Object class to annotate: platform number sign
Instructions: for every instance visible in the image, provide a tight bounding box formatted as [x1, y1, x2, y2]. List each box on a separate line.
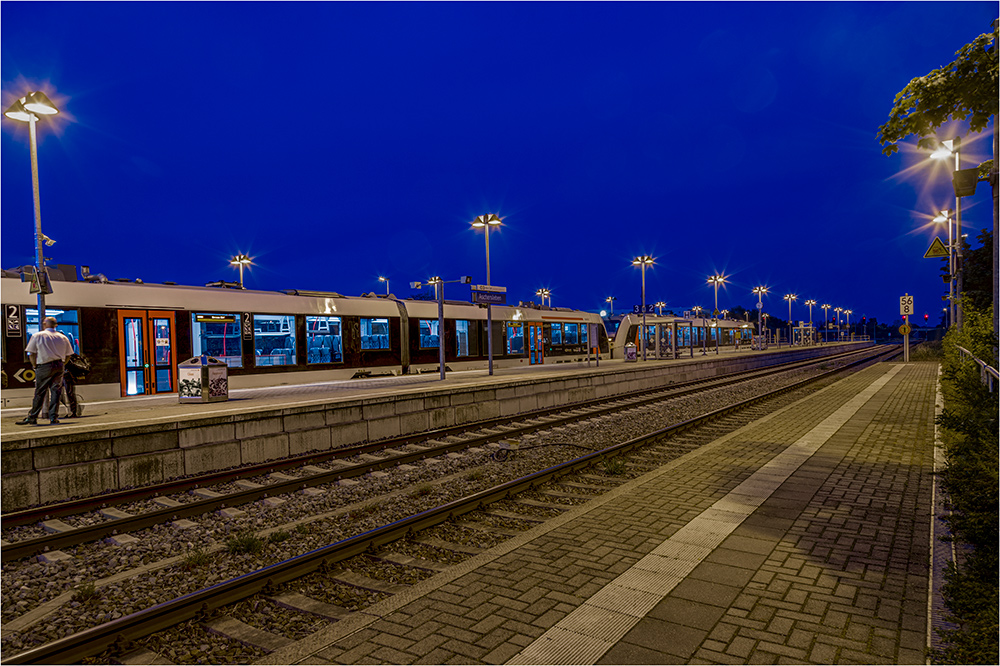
[5, 304, 22, 337]
[242, 312, 254, 340]
[899, 295, 914, 317]
[633, 304, 655, 314]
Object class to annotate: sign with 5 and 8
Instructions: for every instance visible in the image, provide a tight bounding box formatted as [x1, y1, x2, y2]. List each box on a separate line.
[899, 294, 914, 316]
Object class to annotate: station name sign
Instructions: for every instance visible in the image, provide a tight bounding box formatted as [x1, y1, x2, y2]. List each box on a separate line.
[471, 284, 507, 305]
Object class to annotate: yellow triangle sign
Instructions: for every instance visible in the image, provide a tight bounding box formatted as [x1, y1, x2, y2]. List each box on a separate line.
[924, 237, 949, 259]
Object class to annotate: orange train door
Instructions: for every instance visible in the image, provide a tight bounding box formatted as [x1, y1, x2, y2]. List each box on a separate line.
[117, 310, 177, 396]
[527, 322, 544, 365]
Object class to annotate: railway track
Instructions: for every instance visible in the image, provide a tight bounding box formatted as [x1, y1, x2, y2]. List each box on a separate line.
[2, 346, 900, 664]
[2, 346, 882, 560]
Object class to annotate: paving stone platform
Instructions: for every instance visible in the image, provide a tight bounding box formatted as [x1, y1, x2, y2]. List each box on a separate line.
[258, 361, 939, 665]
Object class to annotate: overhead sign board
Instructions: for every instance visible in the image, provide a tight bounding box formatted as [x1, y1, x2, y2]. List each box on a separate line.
[471, 284, 506, 305]
[923, 237, 949, 259]
[470, 284, 506, 293]
[633, 304, 655, 314]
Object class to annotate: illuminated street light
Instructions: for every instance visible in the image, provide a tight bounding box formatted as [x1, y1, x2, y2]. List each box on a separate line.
[707, 274, 726, 354]
[930, 138, 969, 329]
[536, 288, 551, 307]
[606, 296, 616, 315]
[834, 307, 843, 341]
[4, 90, 61, 322]
[752, 286, 768, 349]
[804, 300, 816, 344]
[229, 254, 252, 289]
[378, 275, 390, 295]
[821, 304, 832, 343]
[632, 255, 655, 360]
[844, 310, 853, 340]
[932, 209, 956, 328]
[655, 301, 666, 316]
[472, 213, 502, 375]
[783, 294, 797, 347]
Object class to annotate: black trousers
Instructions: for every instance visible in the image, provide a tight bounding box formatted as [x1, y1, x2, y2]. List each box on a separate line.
[27, 360, 65, 421]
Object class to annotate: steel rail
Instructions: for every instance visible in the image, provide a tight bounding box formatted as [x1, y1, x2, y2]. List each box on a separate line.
[1, 347, 885, 560]
[4, 345, 899, 665]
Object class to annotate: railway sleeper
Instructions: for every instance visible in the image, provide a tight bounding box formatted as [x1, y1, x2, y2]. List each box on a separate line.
[411, 536, 484, 555]
[264, 591, 350, 620]
[371, 551, 453, 573]
[514, 497, 572, 511]
[455, 520, 523, 537]
[328, 569, 410, 595]
[116, 647, 174, 665]
[481, 508, 546, 524]
[203, 615, 292, 652]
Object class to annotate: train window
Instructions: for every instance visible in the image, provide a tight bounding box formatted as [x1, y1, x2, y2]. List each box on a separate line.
[418, 320, 440, 349]
[305, 316, 342, 364]
[361, 318, 390, 350]
[506, 322, 524, 354]
[564, 323, 579, 345]
[550, 323, 562, 345]
[26, 308, 80, 353]
[253, 315, 297, 366]
[456, 320, 470, 356]
[191, 313, 243, 368]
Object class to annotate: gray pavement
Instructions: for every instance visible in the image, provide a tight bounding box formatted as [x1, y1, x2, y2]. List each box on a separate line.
[257, 361, 939, 665]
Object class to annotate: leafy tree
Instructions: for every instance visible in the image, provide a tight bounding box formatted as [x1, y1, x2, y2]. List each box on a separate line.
[877, 21, 998, 333]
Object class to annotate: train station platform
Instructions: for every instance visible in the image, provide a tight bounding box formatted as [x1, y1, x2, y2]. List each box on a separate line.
[257, 361, 940, 665]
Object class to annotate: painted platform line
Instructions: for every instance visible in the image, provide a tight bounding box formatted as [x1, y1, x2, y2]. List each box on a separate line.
[507, 364, 905, 665]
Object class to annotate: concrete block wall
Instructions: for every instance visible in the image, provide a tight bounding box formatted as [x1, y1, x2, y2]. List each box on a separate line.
[0, 343, 870, 510]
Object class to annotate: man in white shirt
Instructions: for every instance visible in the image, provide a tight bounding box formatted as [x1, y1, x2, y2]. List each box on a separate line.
[16, 316, 75, 425]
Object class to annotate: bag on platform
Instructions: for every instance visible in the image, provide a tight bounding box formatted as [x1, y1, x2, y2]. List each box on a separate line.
[66, 353, 91, 377]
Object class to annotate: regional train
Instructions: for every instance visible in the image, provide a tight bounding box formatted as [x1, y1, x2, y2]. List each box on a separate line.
[0, 266, 610, 403]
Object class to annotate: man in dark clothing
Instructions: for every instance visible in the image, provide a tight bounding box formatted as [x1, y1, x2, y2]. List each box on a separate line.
[16, 316, 75, 425]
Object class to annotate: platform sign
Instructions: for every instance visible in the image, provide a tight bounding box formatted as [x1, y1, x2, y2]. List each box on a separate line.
[923, 237, 949, 259]
[242, 312, 254, 340]
[471, 284, 506, 305]
[5, 304, 22, 337]
[900, 294, 914, 316]
[633, 304, 654, 314]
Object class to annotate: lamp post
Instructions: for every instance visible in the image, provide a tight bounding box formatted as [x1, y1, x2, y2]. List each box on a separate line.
[834, 307, 843, 341]
[752, 286, 768, 349]
[844, 310, 853, 340]
[229, 254, 252, 288]
[655, 301, 666, 316]
[378, 276, 390, 295]
[693, 306, 706, 355]
[932, 209, 955, 328]
[707, 274, 725, 354]
[411, 275, 472, 381]
[783, 294, 797, 347]
[821, 304, 831, 343]
[535, 288, 551, 307]
[632, 255, 654, 360]
[606, 296, 616, 315]
[4, 91, 61, 323]
[762, 313, 769, 344]
[804, 300, 816, 345]
[931, 138, 964, 328]
[472, 213, 502, 375]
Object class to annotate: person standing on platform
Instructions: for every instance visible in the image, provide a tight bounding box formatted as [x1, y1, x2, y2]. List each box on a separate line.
[16, 316, 75, 425]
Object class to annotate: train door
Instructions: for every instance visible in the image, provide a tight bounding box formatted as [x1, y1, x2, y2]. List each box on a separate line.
[117, 310, 177, 396]
[528, 322, 544, 365]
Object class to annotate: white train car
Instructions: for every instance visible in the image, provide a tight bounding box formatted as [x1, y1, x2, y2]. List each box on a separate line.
[1, 270, 609, 403]
[610, 312, 753, 359]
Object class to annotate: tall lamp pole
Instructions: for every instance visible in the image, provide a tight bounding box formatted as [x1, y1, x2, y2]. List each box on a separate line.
[606, 296, 616, 315]
[4, 91, 61, 323]
[752, 286, 768, 349]
[707, 274, 725, 354]
[821, 304, 831, 343]
[378, 276, 390, 295]
[804, 300, 816, 344]
[230, 254, 252, 288]
[783, 294, 797, 346]
[931, 138, 964, 328]
[932, 209, 955, 328]
[834, 307, 843, 341]
[632, 255, 654, 360]
[535, 288, 551, 307]
[844, 310, 853, 341]
[472, 214, 502, 375]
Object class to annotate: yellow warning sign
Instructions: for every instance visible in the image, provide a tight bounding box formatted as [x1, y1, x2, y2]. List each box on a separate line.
[899, 324, 911, 335]
[924, 237, 949, 259]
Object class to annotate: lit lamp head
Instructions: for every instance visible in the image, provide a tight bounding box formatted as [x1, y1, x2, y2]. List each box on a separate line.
[230, 253, 252, 267]
[932, 210, 952, 223]
[632, 255, 655, 267]
[4, 91, 59, 122]
[471, 213, 502, 228]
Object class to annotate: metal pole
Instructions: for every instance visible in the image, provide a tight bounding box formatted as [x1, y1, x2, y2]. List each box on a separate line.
[947, 213, 955, 328]
[438, 281, 445, 381]
[29, 114, 46, 323]
[788, 299, 792, 347]
[385, 279, 389, 296]
[714, 284, 719, 354]
[954, 138, 963, 329]
[485, 228, 493, 376]
[641, 264, 646, 361]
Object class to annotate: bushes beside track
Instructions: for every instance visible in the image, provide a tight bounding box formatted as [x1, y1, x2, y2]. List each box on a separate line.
[931, 305, 998, 665]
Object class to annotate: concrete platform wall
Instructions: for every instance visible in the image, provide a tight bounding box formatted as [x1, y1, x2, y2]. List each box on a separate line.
[1, 343, 871, 510]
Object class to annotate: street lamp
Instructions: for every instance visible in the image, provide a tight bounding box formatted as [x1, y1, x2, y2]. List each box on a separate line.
[783, 294, 797, 347]
[932, 209, 955, 328]
[655, 301, 666, 316]
[471, 213, 502, 375]
[821, 304, 831, 343]
[411, 275, 472, 380]
[536, 288, 551, 307]
[834, 307, 843, 341]
[229, 254, 252, 288]
[632, 255, 655, 360]
[752, 286, 768, 349]
[930, 138, 966, 329]
[378, 276, 390, 295]
[606, 296, 616, 315]
[844, 310, 853, 340]
[4, 90, 61, 322]
[804, 300, 816, 344]
[707, 274, 726, 354]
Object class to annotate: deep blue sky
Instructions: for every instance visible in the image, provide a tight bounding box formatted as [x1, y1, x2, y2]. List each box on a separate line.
[2, 1, 995, 326]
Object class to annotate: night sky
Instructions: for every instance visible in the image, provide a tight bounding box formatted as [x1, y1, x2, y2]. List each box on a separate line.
[2, 1, 995, 327]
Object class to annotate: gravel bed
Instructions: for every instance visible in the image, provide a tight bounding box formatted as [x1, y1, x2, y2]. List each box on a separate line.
[343, 555, 434, 586]
[292, 574, 390, 610]
[226, 597, 329, 640]
[381, 536, 472, 565]
[84, 617, 269, 665]
[0, 358, 869, 661]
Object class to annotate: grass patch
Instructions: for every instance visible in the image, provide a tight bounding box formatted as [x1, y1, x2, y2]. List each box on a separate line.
[182, 548, 212, 569]
[466, 469, 485, 481]
[227, 530, 265, 555]
[601, 457, 626, 476]
[72, 581, 100, 603]
[268, 530, 292, 544]
[412, 484, 435, 497]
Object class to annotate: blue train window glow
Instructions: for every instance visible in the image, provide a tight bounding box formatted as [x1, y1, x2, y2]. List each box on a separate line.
[306, 316, 342, 364]
[456, 320, 470, 357]
[254, 314, 297, 366]
[26, 308, 80, 353]
[191, 312, 243, 367]
[418, 320, 440, 349]
[361, 318, 390, 350]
